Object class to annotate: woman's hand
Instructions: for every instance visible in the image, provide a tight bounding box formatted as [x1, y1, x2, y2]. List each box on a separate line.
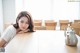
[18, 29, 29, 34]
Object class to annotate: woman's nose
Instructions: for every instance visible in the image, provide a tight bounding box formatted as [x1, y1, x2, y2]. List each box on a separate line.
[22, 23, 26, 27]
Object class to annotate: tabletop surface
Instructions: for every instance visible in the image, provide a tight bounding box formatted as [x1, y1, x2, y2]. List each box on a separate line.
[5, 30, 80, 53]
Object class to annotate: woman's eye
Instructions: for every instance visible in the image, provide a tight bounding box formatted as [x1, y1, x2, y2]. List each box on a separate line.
[21, 21, 24, 23]
[26, 22, 29, 24]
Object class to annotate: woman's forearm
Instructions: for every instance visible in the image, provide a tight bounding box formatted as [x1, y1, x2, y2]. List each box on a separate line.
[0, 38, 6, 47]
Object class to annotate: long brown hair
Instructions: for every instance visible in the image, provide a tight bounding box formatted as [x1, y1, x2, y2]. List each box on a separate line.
[13, 11, 34, 32]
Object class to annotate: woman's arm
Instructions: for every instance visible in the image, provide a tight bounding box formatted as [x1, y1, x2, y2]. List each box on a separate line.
[0, 25, 16, 47]
[18, 29, 30, 34]
[0, 38, 6, 47]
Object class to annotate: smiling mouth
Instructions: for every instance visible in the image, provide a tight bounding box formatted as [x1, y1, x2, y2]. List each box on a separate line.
[22, 27, 26, 29]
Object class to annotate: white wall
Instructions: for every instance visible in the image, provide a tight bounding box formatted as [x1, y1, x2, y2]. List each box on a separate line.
[79, 3, 80, 19]
[0, 0, 4, 35]
[2, 0, 80, 28]
[52, 0, 79, 22]
[23, 0, 52, 20]
[23, 0, 79, 21]
[2, 0, 16, 24]
[15, 0, 24, 17]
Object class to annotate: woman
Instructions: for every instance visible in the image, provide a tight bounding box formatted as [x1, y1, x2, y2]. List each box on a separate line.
[0, 11, 34, 47]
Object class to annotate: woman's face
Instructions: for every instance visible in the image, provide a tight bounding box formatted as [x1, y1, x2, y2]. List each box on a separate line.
[18, 16, 29, 31]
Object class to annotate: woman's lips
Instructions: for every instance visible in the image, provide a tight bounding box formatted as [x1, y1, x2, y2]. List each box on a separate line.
[22, 27, 26, 29]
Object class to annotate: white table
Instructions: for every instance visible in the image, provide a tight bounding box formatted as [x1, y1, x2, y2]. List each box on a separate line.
[5, 30, 80, 53]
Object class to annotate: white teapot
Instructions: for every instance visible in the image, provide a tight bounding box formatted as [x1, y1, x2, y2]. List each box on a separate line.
[65, 24, 78, 46]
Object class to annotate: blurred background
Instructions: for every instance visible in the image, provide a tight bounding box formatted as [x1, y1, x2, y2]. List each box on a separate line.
[0, 0, 80, 35]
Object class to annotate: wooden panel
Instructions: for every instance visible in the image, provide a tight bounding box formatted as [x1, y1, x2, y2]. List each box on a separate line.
[60, 25, 68, 30]
[74, 20, 80, 23]
[45, 22, 57, 26]
[45, 20, 56, 26]
[33, 20, 42, 26]
[59, 20, 69, 23]
[71, 23, 80, 36]
[59, 20, 69, 30]
[45, 20, 54, 23]
[34, 26, 46, 30]
[45, 26, 56, 30]
[45, 20, 57, 30]
[71, 23, 80, 28]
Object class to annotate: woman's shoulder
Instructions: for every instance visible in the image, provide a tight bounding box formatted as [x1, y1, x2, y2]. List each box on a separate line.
[1, 25, 16, 43]
[5, 25, 16, 32]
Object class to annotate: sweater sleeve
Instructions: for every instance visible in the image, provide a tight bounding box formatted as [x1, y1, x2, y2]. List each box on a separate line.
[1, 25, 16, 43]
